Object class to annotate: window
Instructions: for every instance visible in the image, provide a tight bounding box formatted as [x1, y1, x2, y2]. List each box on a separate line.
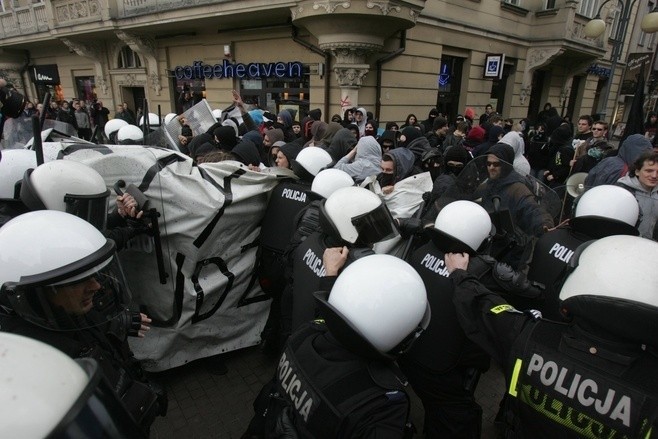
[503, 0, 521, 5]
[118, 46, 142, 69]
[545, 0, 556, 8]
[578, 0, 600, 18]
[608, 3, 623, 40]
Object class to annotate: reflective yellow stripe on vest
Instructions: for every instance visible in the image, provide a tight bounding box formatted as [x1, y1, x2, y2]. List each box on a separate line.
[508, 358, 523, 397]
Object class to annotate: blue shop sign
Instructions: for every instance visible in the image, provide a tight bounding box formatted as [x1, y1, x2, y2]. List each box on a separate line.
[174, 60, 303, 80]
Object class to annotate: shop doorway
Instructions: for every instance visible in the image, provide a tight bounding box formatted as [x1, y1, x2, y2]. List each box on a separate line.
[121, 87, 145, 119]
[527, 70, 547, 123]
[436, 55, 464, 122]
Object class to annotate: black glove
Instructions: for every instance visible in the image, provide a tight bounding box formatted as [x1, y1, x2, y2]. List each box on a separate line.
[397, 217, 428, 238]
[126, 216, 153, 236]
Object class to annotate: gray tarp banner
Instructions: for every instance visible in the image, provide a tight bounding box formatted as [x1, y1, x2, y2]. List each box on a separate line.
[58, 143, 288, 371]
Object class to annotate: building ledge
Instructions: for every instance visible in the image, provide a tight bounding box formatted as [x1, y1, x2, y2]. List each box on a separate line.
[536, 8, 559, 18]
[500, 2, 528, 17]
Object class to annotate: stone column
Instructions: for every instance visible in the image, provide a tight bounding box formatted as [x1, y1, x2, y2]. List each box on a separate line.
[292, 0, 425, 109]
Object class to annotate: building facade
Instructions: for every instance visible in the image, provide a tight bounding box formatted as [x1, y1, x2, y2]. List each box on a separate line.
[0, 0, 652, 126]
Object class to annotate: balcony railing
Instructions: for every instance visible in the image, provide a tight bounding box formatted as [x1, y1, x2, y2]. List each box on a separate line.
[0, 4, 48, 38]
[117, 0, 230, 18]
[52, 0, 103, 26]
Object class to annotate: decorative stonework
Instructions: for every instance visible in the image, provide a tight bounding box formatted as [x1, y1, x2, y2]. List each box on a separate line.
[291, 6, 304, 20]
[521, 47, 564, 101]
[54, 0, 101, 25]
[409, 8, 419, 23]
[334, 65, 369, 87]
[149, 73, 162, 95]
[95, 76, 108, 95]
[312, 0, 351, 13]
[61, 38, 109, 96]
[115, 31, 161, 95]
[366, 1, 401, 15]
[326, 45, 380, 63]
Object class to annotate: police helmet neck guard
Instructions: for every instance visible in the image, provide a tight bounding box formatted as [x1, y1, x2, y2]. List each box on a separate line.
[559, 238, 658, 348]
[314, 291, 428, 361]
[569, 216, 639, 239]
[290, 159, 315, 183]
[426, 226, 493, 256]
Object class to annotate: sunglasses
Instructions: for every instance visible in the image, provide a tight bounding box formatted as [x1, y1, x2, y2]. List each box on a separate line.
[592, 128, 605, 131]
[486, 161, 502, 168]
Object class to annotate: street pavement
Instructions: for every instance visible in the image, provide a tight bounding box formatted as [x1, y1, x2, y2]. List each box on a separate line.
[150, 344, 506, 438]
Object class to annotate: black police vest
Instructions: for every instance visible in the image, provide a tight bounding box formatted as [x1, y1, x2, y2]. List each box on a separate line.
[291, 232, 328, 332]
[526, 227, 589, 320]
[405, 241, 482, 373]
[503, 320, 658, 438]
[276, 322, 408, 439]
[260, 180, 312, 254]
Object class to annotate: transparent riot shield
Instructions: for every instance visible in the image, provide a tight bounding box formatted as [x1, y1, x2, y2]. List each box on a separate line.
[434, 155, 560, 266]
[158, 99, 216, 151]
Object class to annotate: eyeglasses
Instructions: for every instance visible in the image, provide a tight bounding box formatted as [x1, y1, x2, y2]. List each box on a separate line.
[486, 161, 501, 168]
[592, 128, 605, 131]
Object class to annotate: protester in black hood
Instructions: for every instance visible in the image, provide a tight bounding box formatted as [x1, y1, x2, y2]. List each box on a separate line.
[401, 126, 431, 168]
[473, 125, 504, 157]
[275, 142, 304, 170]
[378, 130, 398, 154]
[326, 128, 358, 162]
[231, 139, 262, 167]
[543, 123, 574, 188]
[421, 108, 439, 134]
[308, 108, 322, 121]
[346, 123, 360, 140]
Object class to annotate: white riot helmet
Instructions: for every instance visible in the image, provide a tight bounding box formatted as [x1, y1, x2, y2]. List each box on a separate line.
[0, 333, 142, 437]
[163, 112, 177, 125]
[320, 186, 398, 245]
[104, 118, 128, 140]
[314, 254, 430, 359]
[139, 112, 161, 128]
[0, 211, 131, 331]
[116, 125, 144, 144]
[212, 109, 222, 121]
[559, 236, 658, 346]
[430, 200, 493, 255]
[0, 149, 36, 199]
[20, 160, 110, 230]
[571, 185, 639, 238]
[291, 146, 333, 180]
[311, 168, 354, 199]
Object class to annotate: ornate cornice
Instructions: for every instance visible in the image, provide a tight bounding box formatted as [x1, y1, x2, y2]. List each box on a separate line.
[334, 65, 369, 87]
[312, 0, 351, 13]
[366, 1, 401, 15]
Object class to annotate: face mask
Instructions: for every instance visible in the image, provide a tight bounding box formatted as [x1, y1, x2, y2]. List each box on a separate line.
[429, 167, 441, 181]
[446, 163, 465, 176]
[365, 128, 375, 137]
[378, 172, 396, 187]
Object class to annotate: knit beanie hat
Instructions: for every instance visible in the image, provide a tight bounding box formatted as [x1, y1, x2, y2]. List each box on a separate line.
[487, 142, 515, 164]
[280, 142, 303, 162]
[444, 145, 471, 165]
[464, 107, 476, 121]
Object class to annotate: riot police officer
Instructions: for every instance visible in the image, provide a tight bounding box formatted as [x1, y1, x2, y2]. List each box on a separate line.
[446, 235, 658, 437]
[19, 159, 151, 250]
[257, 146, 333, 353]
[0, 332, 146, 438]
[0, 148, 35, 227]
[244, 254, 430, 438]
[526, 185, 639, 319]
[402, 200, 539, 438]
[0, 211, 166, 434]
[286, 186, 399, 340]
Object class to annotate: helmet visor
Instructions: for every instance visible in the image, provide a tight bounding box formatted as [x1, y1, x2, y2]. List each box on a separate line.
[64, 190, 110, 231]
[48, 358, 144, 438]
[3, 244, 132, 331]
[351, 203, 399, 245]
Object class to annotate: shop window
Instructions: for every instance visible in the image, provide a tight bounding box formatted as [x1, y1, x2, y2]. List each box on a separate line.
[75, 76, 96, 103]
[239, 65, 311, 119]
[118, 46, 142, 69]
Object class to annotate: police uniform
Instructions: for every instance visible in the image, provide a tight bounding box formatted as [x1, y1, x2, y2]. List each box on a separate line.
[281, 231, 374, 343]
[526, 227, 590, 320]
[0, 308, 166, 431]
[251, 321, 411, 439]
[450, 269, 658, 438]
[258, 179, 313, 351]
[400, 240, 490, 437]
